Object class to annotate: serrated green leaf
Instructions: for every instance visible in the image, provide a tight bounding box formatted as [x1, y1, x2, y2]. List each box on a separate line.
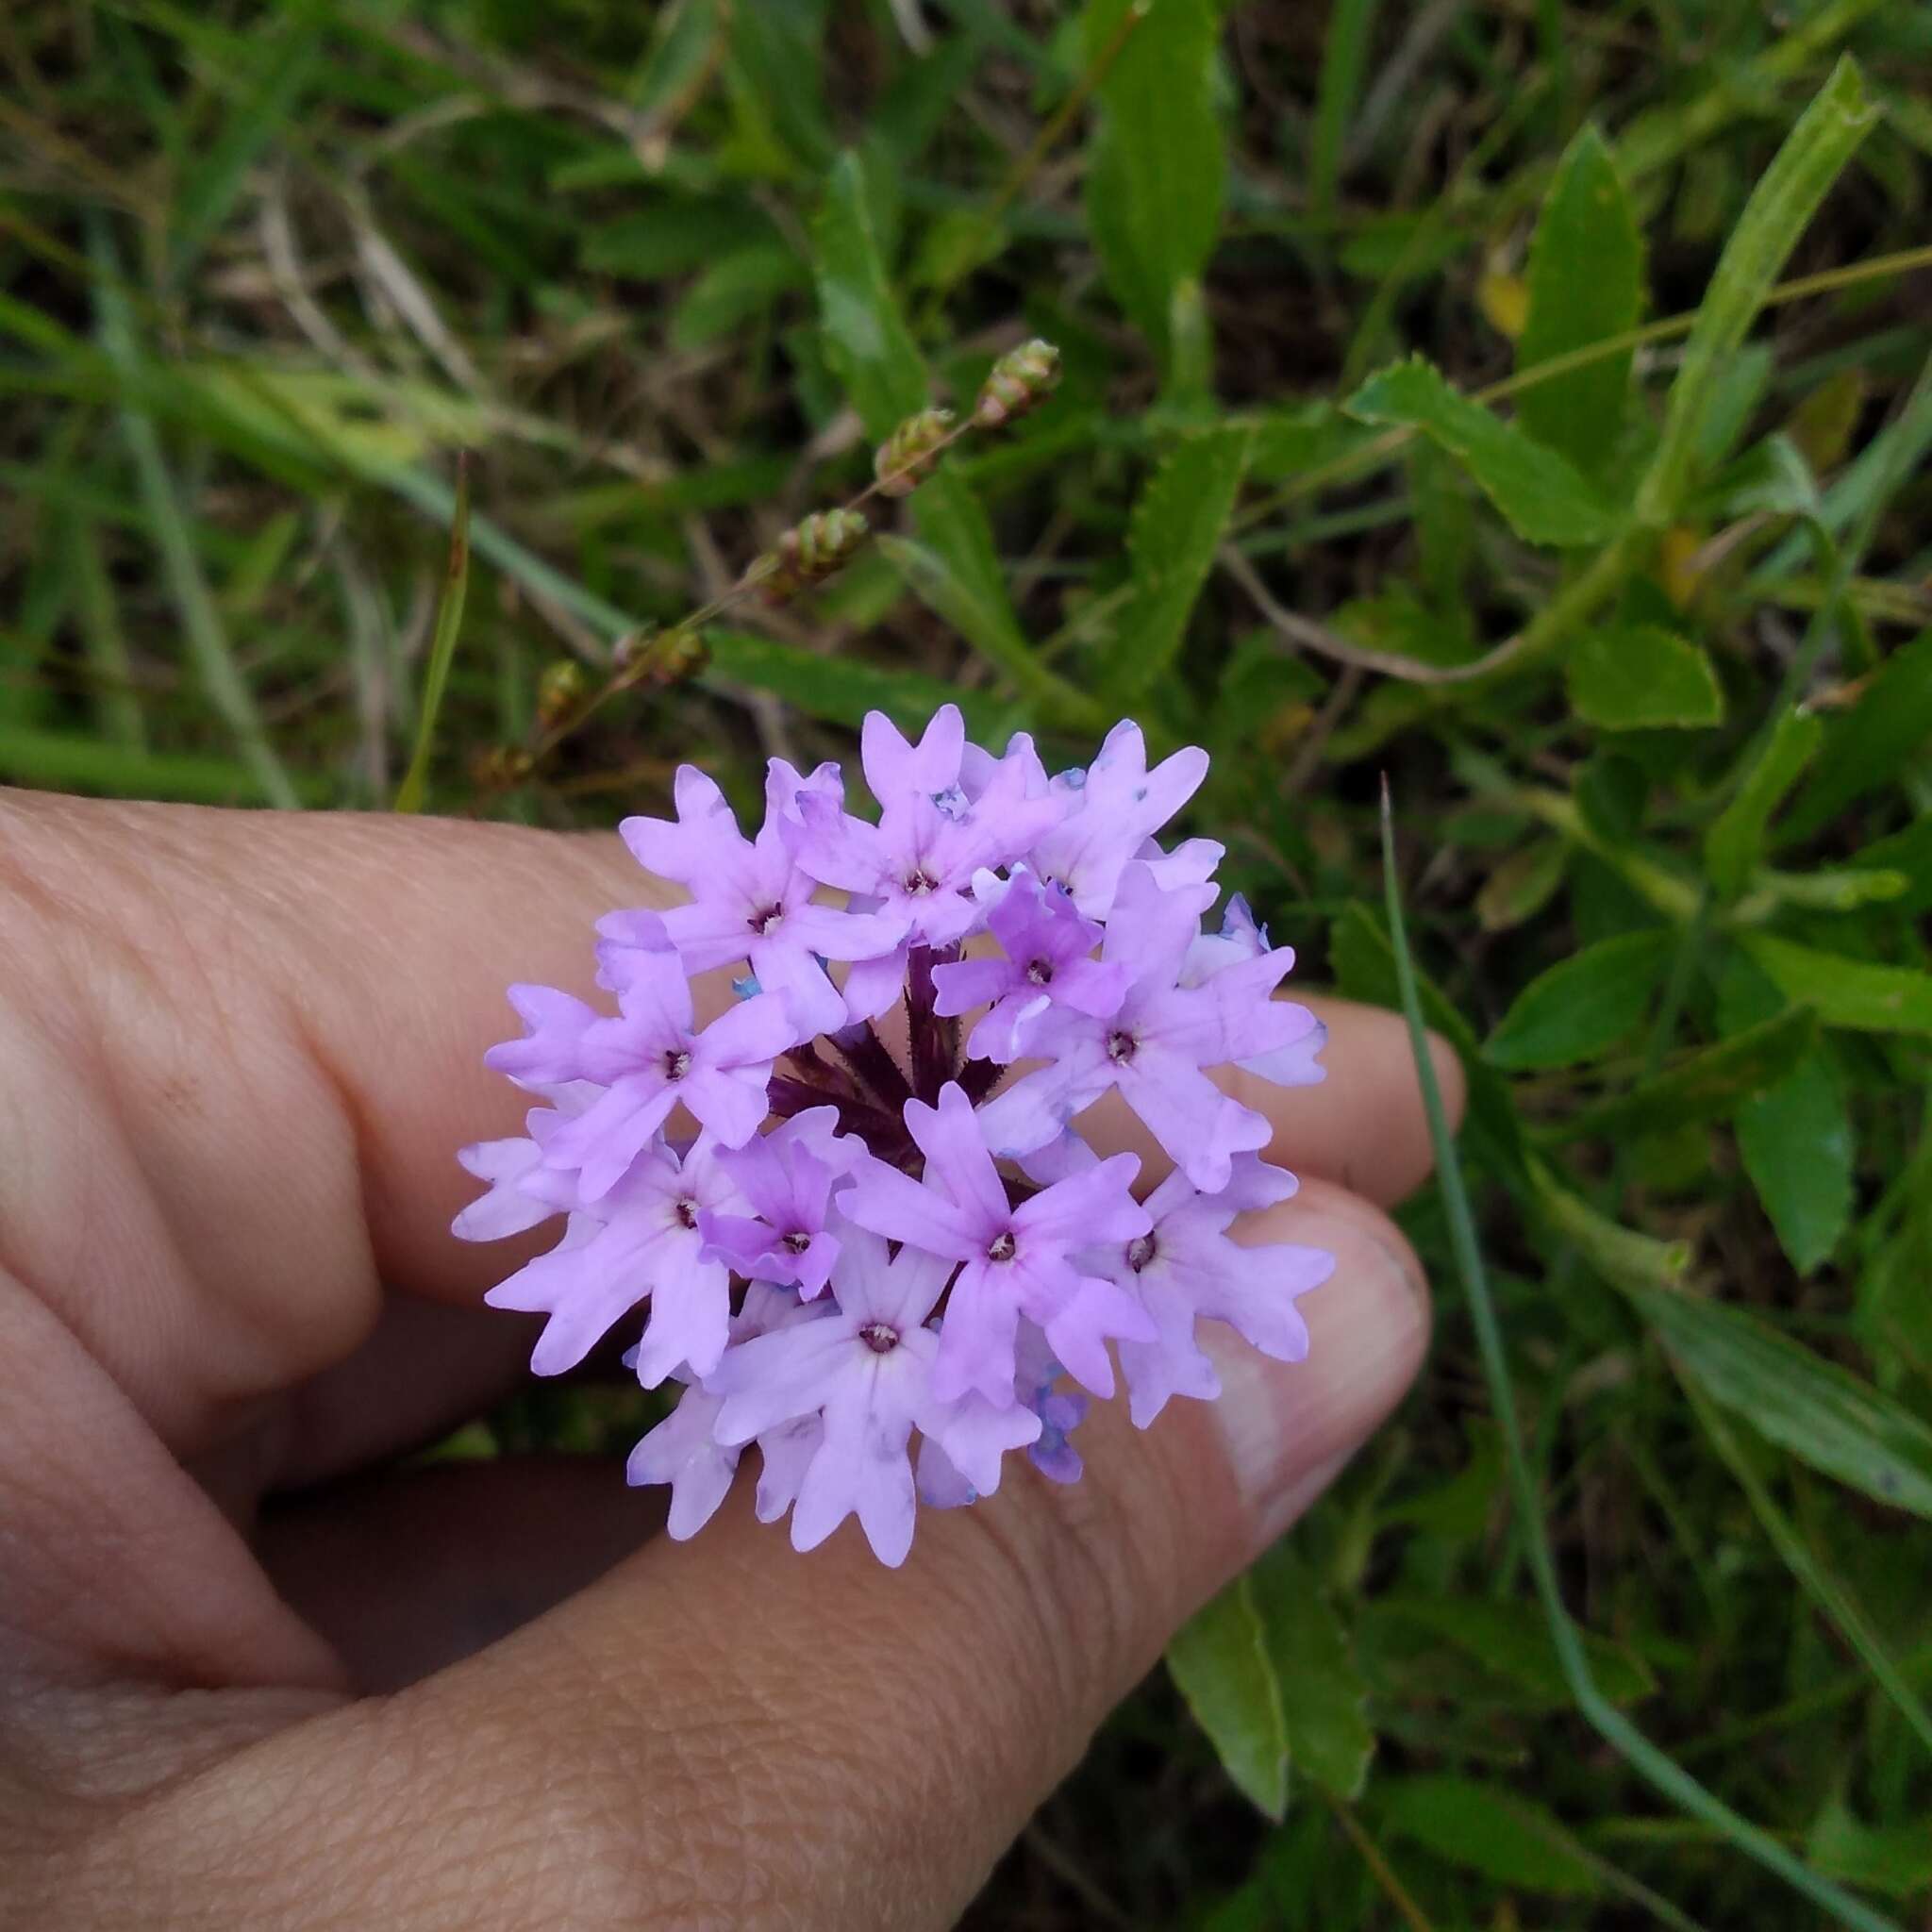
[1518, 125, 1643, 476]
[1567, 624, 1724, 730]
[703, 627, 1005, 738]
[1544, 1007, 1817, 1144]
[1378, 1776, 1600, 1894]
[1706, 707, 1825, 900]
[1344, 357, 1620, 547]
[1739, 931, 1932, 1037]
[1629, 1286, 1932, 1519]
[1168, 1572, 1288, 1819]
[1486, 929, 1674, 1070]
[812, 149, 926, 439]
[1638, 58, 1877, 522]
[1110, 425, 1251, 699]
[1784, 626, 1932, 841]
[1084, 0, 1225, 378]
[1251, 1543, 1374, 1800]
[1719, 957, 1851, 1276]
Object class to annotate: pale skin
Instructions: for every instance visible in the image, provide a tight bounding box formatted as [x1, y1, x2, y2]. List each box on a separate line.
[0, 791, 1463, 1928]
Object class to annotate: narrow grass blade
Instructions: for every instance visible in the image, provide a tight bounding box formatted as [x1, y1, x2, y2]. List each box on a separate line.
[92, 222, 298, 810]
[1377, 779, 1902, 1932]
[393, 454, 473, 814]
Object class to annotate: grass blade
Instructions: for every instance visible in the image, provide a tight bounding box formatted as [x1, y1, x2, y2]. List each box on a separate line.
[393, 454, 473, 814]
[92, 221, 298, 810]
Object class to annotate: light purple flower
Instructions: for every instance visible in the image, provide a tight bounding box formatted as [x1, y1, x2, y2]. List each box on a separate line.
[708, 1227, 1041, 1565]
[838, 1083, 1154, 1406]
[699, 1106, 859, 1299]
[977, 863, 1317, 1192]
[482, 1130, 744, 1384]
[1081, 1153, 1333, 1427]
[626, 1283, 811, 1537]
[1182, 894, 1330, 1087]
[512, 911, 797, 1198]
[788, 734, 1065, 953]
[1028, 721, 1209, 916]
[620, 763, 900, 1038]
[931, 870, 1126, 1061]
[462, 704, 1339, 1570]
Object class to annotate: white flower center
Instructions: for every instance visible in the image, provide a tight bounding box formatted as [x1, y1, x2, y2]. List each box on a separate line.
[663, 1048, 692, 1080]
[1126, 1234, 1156, 1273]
[986, 1231, 1017, 1263]
[858, 1321, 900, 1355]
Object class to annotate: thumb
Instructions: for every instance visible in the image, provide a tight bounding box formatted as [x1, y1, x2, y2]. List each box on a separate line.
[128, 1179, 1426, 1929]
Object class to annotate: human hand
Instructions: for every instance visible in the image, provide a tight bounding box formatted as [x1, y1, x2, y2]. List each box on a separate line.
[0, 791, 1459, 1929]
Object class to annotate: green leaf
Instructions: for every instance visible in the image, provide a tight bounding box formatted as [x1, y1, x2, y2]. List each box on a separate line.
[1544, 1008, 1817, 1144]
[1344, 356, 1620, 547]
[1566, 623, 1724, 729]
[1109, 425, 1251, 699]
[1377, 1776, 1599, 1894]
[1371, 1594, 1655, 1708]
[1167, 1572, 1288, 1819]
[1807, 1800, 1932, 1900]
[1719, 958, 1852, 1275]
[1474, 839, 1569, 932]
[1517, 125, 1643, 476]
[811, 149, 926, 439]
[1250, 1543, 1374, 1801]
[1630, 1285, 1932, 1519]
[703, 627, 1006, 739]
[1485, 929, 1674, 1070]
[669, 243, 806, 351]
[1852, 813, 1932, 917]
[1533, 1163, 1691, 1290]
[1637, 58, 1877, 522]
[393, 457, 472, 814]
[1706, 707, 1825, 900]
[1084, 0, 1225, 378]
[1739, 931, 1932, 1037]
[1784, 626, 1932, 841]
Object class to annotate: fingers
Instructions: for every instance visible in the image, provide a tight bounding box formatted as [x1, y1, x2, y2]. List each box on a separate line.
[257, 1459, 663, 1693]
[0, 792, 1457, 1476]
[108, 1180, 1427, 1930]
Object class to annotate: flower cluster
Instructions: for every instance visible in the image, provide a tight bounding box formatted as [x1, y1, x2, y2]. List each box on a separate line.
[458, 708, 1335, 1565]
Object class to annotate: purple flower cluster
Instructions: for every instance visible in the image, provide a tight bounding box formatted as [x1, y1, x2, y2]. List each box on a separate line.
[458, 709, 1335, 1565]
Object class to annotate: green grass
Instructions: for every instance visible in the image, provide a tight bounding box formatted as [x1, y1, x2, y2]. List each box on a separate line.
[4, 1, 1930, 1924]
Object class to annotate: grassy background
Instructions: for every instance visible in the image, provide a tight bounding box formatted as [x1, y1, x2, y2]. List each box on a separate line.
[5, 1, 1931, 1924]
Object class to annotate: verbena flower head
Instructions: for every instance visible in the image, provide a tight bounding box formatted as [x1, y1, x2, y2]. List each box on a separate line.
[458, 708, 1334, 1566]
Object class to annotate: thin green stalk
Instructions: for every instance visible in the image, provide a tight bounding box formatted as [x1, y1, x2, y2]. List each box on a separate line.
[90, 221, 297, 809]
[1377, 782, 1903, 1932]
